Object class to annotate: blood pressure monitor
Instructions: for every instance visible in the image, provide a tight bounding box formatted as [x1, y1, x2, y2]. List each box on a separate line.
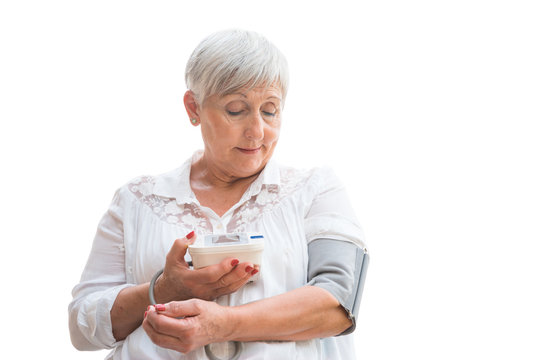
[188, 233, 264, 280]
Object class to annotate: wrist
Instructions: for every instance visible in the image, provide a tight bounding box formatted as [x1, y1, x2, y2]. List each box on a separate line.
[153, 273, 175, 304]
[222, 305, 245, 342]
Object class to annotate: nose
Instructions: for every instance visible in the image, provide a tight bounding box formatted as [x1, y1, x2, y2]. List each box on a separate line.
[244, 112, 264, 141]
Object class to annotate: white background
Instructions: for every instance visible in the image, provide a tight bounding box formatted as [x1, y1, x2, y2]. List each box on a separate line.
[1, 1, 538, 359]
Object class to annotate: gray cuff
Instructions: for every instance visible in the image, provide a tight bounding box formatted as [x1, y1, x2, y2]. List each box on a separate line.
[307, 239, 369, 336]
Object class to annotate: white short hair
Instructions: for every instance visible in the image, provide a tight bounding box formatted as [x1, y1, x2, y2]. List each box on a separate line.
[185, 29, 289, 104]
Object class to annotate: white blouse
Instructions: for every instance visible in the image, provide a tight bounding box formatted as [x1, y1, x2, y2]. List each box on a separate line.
[69, 151, 366, 360]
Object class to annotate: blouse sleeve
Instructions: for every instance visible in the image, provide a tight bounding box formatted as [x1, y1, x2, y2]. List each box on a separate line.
[304, 168, 369, 335]
[304, 167, 365, 247]
[68, 187, 134, 350]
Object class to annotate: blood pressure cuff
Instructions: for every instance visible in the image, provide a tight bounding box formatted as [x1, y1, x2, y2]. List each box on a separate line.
[307, 239, 369, 336]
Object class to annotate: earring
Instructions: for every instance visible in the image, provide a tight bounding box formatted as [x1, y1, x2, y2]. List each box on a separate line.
[190, 118, 197, 124]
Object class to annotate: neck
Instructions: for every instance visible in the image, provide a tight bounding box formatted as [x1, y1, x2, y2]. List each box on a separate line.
[191, 153, 261, 191]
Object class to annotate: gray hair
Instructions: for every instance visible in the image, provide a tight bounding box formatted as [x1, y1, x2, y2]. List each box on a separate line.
[185, 29, 289, 104]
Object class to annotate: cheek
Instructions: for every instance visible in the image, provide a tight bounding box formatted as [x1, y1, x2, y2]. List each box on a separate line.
[200, 116, 237, 147]
[200, 125, 214, 146]
[265, 124, 281, 143]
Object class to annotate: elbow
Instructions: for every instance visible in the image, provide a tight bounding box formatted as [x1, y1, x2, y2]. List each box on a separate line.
[314, 286, 356, 337]
[71, 336, 99, 351]
[329, 293, 355, 335]
[69, 322, 101, 351]
[336, 306, 356, 336]
[68, 302, 105, 351]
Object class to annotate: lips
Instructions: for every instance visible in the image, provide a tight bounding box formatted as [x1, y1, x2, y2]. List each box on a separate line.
[237, 146, 262, 154]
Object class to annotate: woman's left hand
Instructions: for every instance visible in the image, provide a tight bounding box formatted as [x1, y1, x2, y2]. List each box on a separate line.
[143, 300, 234, 354]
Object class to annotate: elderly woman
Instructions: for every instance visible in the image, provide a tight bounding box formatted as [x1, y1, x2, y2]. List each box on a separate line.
[69, 29, 368, 359]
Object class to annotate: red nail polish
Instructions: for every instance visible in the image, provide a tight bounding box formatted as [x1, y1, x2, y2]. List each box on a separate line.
[245, 266, 253, 273]
[155, 304, 166, 312]
[251, 269, 259, 276]
[144, 311, 148, 318]
[186, 231, 195, 239]
[231, 259, 239, 267]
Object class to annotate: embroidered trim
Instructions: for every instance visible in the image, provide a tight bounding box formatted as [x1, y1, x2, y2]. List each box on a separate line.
[127, 176, 212, 233]
[126, 166, 317, 233]
[227, 167, 312, 232]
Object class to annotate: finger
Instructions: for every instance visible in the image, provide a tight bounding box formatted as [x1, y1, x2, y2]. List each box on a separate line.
[204, 262, 255, 298]
[146, 310, 197, 337]
[166, 232, 196, 265]
[156, 299, 202, 318]
[143, 313, 190, 353]
[215, 262, 254, 288]
[192, 257, 244, 283]
[214, 272, 253, 297]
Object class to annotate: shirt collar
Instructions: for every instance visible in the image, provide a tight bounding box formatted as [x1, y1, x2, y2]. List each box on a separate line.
[152, 150, 281, 205]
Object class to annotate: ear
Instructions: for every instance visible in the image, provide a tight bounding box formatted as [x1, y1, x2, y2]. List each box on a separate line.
[183, 90, 200, 124]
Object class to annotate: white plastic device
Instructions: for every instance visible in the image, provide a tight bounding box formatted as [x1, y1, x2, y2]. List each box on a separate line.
[188, 233, 264, 280]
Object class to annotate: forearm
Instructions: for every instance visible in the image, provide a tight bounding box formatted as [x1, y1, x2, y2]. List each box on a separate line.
[113, 243, 258, 341]
[111, 280, 172, 341]
[227, 285, 352, 342]
[111, 283, 153, 341]
[111, 268, 204, 340]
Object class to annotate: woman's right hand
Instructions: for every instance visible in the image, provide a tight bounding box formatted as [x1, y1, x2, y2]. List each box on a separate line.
[153, 232, 258, 303]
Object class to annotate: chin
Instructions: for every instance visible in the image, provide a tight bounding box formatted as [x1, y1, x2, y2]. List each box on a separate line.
[235, 157, 267, 177]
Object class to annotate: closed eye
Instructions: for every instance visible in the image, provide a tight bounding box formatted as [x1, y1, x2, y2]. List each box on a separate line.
[227, 110, 243, 116]
[262, 111, 276, 117]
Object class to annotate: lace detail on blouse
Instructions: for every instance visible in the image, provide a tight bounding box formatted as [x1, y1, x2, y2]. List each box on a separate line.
[127, 167, 316, 234]
[127, 176, 213, 233]
[227, 167, 313, 232]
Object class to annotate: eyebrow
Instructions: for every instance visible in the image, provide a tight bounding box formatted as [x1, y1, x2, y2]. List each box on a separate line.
[227, 92, 282, 102]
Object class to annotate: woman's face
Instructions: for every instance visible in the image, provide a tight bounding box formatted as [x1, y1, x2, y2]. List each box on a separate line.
[192, 84, 283, 179]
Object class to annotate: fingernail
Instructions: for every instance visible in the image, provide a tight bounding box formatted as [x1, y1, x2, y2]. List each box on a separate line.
[186, 231, 195, 239]
[251, 269, 259, 275]
[245, 266, 253, 273]
[147, 305, 152, 311]
[144, 311, 148, 318]
[155, 304, 166, 312]
[231, 259, 239, 267]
